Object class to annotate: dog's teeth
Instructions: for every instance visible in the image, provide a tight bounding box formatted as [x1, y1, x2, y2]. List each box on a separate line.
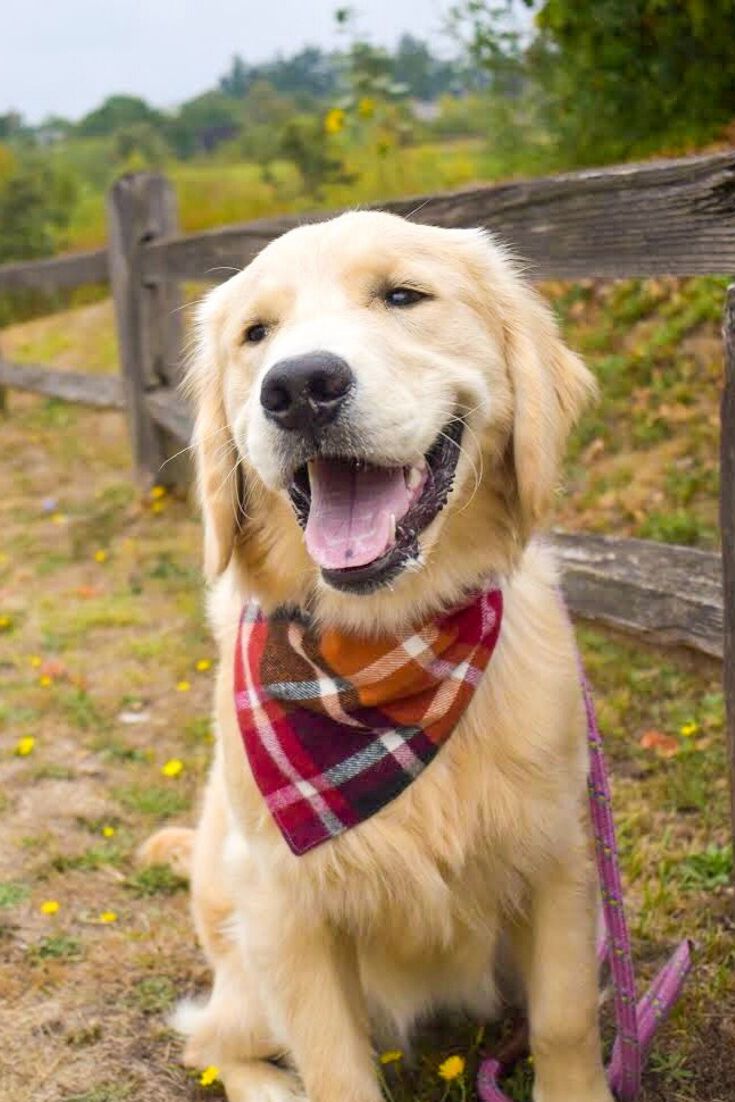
[406, 466, 423, 491]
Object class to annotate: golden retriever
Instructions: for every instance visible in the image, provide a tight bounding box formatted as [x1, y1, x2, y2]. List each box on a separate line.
[143, 211, 612, 1102]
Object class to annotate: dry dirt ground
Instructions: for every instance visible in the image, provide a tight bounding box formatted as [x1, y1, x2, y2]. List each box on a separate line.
[0, 286, 733, 1102]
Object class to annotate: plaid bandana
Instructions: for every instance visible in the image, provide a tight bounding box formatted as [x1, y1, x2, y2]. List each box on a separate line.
[234, 585, 503, 855]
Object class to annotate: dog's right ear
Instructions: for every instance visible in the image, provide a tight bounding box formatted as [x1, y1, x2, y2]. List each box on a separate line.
[185, 293, 241, 580]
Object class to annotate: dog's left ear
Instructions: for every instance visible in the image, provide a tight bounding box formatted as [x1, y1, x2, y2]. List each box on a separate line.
[503, 285, 596, 534]
[458, 229, 596, 534]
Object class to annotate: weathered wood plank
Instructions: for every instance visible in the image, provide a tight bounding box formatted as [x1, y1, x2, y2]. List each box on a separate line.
[107, 174, 184, 486]
[145, 388, 193, 443]
[0, 249, 108, 293]
[0, 359, 124, 407]
[549, 531, 723, 658]
[720, 285, 735, 871]
[141, 152, 735, 284]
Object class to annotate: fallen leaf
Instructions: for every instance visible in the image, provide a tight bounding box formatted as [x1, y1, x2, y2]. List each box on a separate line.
[41, 659, 69, 680]
[75, 585, 101, 599]
[639, 729, 679, 758]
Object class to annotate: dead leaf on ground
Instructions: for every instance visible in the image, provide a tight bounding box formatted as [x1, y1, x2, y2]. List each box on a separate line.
[639, 729, 680, 757]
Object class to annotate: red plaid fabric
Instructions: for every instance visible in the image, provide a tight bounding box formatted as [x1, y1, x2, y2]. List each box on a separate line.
[234, 585, 503, 855]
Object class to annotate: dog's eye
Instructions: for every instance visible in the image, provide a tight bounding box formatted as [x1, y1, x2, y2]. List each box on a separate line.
[384, 287, 429, 308]
[244, 322, 268, 344]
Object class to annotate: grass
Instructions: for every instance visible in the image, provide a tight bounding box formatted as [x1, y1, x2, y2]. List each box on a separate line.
[125, 864, 187, 898]
[28, 934, 84, 962]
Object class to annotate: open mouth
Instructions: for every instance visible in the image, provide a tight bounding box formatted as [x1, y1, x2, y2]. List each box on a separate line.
[288, 417, 464, 594]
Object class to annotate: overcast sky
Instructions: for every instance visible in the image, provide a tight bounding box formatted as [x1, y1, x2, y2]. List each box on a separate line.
[1, 0, 452, 123]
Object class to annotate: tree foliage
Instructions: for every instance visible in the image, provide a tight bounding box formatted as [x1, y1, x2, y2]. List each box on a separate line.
[451, 0, 735, 164]
[0, 149, 78, 262]
[533, 0, 735, 159]
[77, 94, 164, 138]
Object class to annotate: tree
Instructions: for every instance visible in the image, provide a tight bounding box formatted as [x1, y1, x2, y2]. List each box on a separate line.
[279, 116, 354, 197]
[219, 55, 252, 97]
[167, 92, 242, 157]
[531, 0, 735, 159]
[0, 153, 78, 262]
[112, 122, 169, 168]
[392, 34, 458, 100]
[451, 0, 735, 164]
[77, 94, 163, 137]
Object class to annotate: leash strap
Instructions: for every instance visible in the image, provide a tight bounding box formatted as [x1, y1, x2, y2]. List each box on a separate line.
[477, 673, 692, 1101]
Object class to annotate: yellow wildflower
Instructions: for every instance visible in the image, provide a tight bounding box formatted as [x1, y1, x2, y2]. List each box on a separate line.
[94, 549, 108, 564]
[199, 1066, 220, 1087]
[98, 910, 118, 923]
[51, 513, 66, 525]
[357, 96, 376, 118]
[195, 658, 212, 672]
[29, 655, 43, 668]
[438, 1055, 465, 1081]
[101, 825, 116, 838]
[680, 722, 699, 738]
[176, 680, 191, 693]
[16, 736, 36, 756]
[161, 758, 184, 778]
[39, 675, 53, 688]
[151, 500, 165, 514]
[0, 614, 12, 631]
[324, 107, 346, 134]
[150, 485, 167, 500]
[40, 899, 60, 915]
[379, 1050, 403, 1065]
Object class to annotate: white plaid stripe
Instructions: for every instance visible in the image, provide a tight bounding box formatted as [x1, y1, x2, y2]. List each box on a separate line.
[238, 620, 345, 836]
[347, 622, 440, 688]
[287, 621, 365, 728]
[267, 724, 424, 812]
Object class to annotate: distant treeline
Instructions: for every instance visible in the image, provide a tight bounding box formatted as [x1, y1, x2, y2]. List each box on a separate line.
[0, 35, 464, 158]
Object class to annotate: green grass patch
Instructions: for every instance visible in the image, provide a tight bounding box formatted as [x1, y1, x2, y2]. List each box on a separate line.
[31, 764, 77, 781]
[116, 784, 191, 819]
[130, 974, 178, 1014]
[675, 844, 733, 892]
[50, 842, 126, 873]
[65, 1085, 133, 1102]
[636, 509, 716, 546]
[125, 864, 187, 898]
[28, 934, 84, 962]
[0, 882, 30, 908]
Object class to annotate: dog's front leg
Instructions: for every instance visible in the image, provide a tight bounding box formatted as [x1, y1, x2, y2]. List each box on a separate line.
[264, 915, 382, 1102]
[513, 848, 613, 1102]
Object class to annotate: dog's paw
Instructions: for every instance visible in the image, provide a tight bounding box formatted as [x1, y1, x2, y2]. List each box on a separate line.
[137, 826, 194, 877]
[222, 1062, 307, 1102]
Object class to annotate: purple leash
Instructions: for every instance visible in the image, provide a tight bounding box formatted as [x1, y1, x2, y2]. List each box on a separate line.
[477, 672, 692, 1101]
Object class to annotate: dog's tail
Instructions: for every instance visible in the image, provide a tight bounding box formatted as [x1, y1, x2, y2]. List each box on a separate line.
[138, 827, 195, 879]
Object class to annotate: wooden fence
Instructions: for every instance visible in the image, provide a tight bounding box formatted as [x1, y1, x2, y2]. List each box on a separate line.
[1, 153, 734, 858]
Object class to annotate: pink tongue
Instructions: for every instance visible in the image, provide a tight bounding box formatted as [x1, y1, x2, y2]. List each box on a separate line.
[305, 459, 411, 570]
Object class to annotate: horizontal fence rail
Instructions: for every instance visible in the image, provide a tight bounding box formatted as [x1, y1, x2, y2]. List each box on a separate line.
[0, 247, 108, 292]
[139, 151, 735, 283]
[0, 359, 123, 408]
[550, 532, 723, 658]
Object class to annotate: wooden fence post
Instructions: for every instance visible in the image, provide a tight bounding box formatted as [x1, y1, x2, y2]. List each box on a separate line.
[107, 173, 184, 485]
[721, 284, 735, 884]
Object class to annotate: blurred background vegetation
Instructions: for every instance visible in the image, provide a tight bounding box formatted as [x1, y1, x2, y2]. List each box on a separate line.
[2, 0, 734, 268]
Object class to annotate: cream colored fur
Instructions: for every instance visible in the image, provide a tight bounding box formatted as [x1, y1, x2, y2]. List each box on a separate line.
[141, 212, 612, 1102]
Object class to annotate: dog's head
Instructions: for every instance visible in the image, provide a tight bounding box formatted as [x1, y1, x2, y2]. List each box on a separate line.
[188, 211, 594, 626]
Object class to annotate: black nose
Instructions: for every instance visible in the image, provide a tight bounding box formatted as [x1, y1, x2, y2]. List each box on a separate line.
[260, 352, 354, 432]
